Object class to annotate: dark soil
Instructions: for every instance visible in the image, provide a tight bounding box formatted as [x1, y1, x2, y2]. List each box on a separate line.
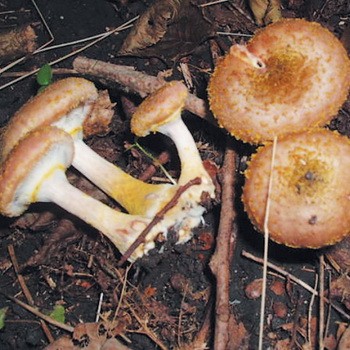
[0, 1, 350, 349]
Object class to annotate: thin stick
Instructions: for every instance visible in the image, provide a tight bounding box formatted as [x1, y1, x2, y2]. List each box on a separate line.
[0, 0, 54, 74]
[319, 254, 325, 350]
[95, 292, 104, 322]
[209, 137, 238, 349]
[4, 294, 74, 333]
[308, 273, 318, 345]
[241, 250, 350, 320]
[114, 265, 132, 322]
[118, 177, 202, 265]
[8, 244, 55, 342]
[0, 17, 137, 90]
[7, 245, 34, 306]
[200, 0, 228, 7]
[258, 136, 277, 350]
[72, 56, 213, 122]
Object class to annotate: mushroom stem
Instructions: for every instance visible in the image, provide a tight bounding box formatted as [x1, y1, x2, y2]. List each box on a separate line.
[2, 77, 175, 217]
[72, 139, 175, 216]
[131, 81, 216, 243]
[39, 171, 152, 257]
[158, 116, 212, 188]
[0, 127, 159, 261]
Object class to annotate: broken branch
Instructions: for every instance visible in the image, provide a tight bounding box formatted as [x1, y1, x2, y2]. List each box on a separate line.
[72, 56, 213, 122]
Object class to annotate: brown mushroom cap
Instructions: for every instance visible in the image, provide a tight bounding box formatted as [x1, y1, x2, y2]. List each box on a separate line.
[208, 19, 350, 144]
[242, 129, 350, 248]
[131, 81, 188, 137]
[1, 77, 98, 160]
[0, 127, 74, 217]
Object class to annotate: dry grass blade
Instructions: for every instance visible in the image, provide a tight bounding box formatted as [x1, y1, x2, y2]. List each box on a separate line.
[259, 136, 277, 350]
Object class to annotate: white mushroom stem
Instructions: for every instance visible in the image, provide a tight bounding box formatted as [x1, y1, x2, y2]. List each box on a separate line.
[0, 127, 160, 261]
[52, 105, 175, 217]
[130, 81, 216, 243]
[39, 171, 155, 260]
[71, 139, 175, 216]
[158, 115, 214, 190]
[2, 77, 174, 217]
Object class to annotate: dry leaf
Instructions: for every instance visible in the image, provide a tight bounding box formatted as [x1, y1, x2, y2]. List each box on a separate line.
[338, 324, 350, 350]
[326, 236, 350, 272]
[248, 0, 282, 25]
[119, 0, 214, 60]
[329, 274, 350, 310]
[45, 322, 130, 350]
[83, 90, 115, 138]
[244, 278, 263, 299]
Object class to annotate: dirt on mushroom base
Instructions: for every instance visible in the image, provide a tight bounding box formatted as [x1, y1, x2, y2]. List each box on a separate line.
[0, 0, 350, 349]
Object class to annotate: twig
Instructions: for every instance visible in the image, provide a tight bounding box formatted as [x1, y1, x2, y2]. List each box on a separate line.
[7, 245, 34, 305]
[0, 17, 137, 91]
[137, 150, 171, 182]
[319, 254, 325, 350]
[95, 292, 104, 322]
[72, 56, 214, 123]
[259, 136, 277, 350]
[3, 294, 74, 333]
[241, 250, 350, 320]
[308, 274, 318, 346]
[7, 244, 54, 342]
[118, 177, 202, 265]
[209, 137, 238, 350]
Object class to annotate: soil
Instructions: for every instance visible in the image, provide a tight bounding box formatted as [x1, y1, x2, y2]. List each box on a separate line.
[0, 1, 350, 349]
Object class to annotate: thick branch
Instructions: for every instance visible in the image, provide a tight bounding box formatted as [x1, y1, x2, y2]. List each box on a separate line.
[72, 56, 215, 123]
[209, 137, 239, 350]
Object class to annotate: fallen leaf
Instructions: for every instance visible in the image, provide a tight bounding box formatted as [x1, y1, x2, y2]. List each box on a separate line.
[244, 278, 263, 299]
[269, 280, 285, 296]
[48, 305, 66, 324]
[338, 324, 350, 350]
[329, 274, 350, 310]
[273, 301, 288, 318]
[0, 307, 8, 330]
[119, 0, 215, 60]
[248, 0, 282, 25]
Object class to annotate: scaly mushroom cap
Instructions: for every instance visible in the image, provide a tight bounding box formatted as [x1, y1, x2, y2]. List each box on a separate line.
[0, 127, 74, 217]
[1, 77, 98, 160]
[208, 18, 350, 143]
[131, 81, 188, 136]
[242, 129, 350, 248]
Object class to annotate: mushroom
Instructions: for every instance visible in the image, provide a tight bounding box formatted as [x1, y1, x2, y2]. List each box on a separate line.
[1, 77, 175, 217]
[0, 126, 173, 261]
[242, 129, 350, 248]
[131, 81, 216, 243]
[208, 18, 350, 144]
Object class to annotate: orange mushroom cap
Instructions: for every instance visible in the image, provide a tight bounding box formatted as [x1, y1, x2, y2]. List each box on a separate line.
[1, 77, 98, 160]
[242, 129, 350, 248]
[208, 19, 350, 144]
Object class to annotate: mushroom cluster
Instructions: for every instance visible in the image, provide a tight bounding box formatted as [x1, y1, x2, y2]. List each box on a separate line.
[0, 79, 215, 261]
[208, 18, 350, 249]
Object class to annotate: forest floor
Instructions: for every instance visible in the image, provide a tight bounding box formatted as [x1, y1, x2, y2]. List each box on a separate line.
[0, 0, 350, 349]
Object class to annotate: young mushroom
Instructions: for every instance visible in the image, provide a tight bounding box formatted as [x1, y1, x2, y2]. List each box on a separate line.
[208, 18, 350, 144]
[131, 81, 216, 243]
[242, 129, 350, 248]
[0, 126, 175, 261]
[1, 77, 174, 217]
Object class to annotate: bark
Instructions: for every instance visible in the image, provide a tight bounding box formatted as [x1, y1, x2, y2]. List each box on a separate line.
[0, 25, 37, 61]
[209, 137, 247, 349]
[72, 56, 216, 124]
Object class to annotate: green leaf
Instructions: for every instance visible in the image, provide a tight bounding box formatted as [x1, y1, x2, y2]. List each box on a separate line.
[36, 64, 53, 86]
[0, 307, 8, 330]
[48, 305, 65, 324]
